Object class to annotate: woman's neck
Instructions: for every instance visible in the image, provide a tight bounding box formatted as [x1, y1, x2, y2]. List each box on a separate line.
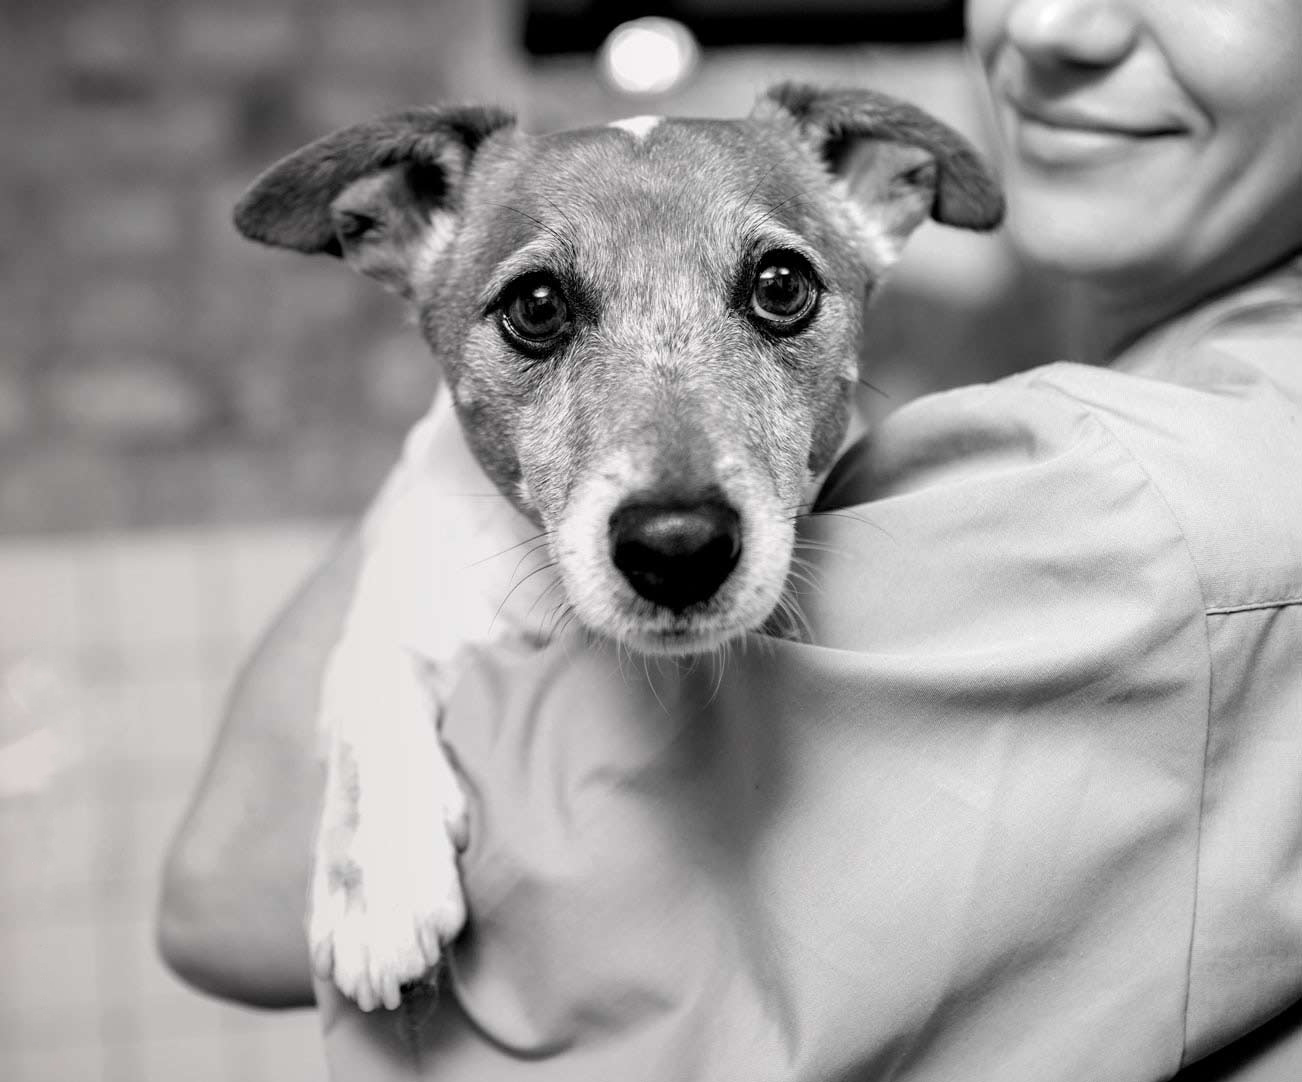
[1079, 284, 1186, 363]
[1061, 247, 1302, 365]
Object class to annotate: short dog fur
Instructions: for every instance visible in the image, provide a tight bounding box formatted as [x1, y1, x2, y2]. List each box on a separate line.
[236, 83, 1002, 1011]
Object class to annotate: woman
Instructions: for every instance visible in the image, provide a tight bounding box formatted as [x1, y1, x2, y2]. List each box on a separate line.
[160, 0, 1302, 1077]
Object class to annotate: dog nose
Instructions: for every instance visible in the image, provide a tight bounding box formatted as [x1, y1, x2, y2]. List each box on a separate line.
[609, 499, 742, 612]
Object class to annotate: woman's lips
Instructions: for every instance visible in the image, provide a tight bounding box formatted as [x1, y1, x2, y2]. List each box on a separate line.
[1003, 95, 1186, 167]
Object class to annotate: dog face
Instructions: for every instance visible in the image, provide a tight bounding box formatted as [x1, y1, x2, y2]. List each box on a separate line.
[428, 115, 881, 652]
[235, 85, 1002, 654]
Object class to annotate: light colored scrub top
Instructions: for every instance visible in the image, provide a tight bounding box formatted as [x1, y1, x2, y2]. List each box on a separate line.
[318, 257, 1302, 1080]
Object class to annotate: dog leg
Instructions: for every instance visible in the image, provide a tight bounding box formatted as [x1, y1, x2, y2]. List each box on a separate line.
[308, 388, 551, 1011]
[309, 630, 467, 1011]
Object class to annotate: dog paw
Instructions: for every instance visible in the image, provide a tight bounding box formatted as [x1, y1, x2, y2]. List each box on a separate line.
[308, 715, 471, 1011]
[308, 827, 467, 1012]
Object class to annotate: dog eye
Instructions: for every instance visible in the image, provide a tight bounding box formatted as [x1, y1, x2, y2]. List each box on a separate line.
[749, 253, 818, 330]
[500, 277, 571, 352]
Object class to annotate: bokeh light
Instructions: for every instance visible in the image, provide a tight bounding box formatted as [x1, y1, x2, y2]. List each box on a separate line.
[598, 17, 700, 97]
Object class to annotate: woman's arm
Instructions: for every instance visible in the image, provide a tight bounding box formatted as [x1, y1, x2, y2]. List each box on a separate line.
[156, 530, 361, 1008]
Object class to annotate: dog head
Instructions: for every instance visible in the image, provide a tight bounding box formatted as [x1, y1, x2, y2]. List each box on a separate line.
[235, 84, 1002, 654]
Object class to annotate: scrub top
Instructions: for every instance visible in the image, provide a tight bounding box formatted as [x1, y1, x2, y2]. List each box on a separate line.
[319, 257, 1302, 1080]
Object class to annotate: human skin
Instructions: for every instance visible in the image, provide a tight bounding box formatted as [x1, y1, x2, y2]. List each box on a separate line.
[156, 0, 1302, 1011]
[156, 535, 359, 1006]
[967, 0, 1302, 355]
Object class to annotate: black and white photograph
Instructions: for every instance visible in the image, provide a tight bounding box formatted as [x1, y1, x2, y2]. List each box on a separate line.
[3, 1, 1301, 1079]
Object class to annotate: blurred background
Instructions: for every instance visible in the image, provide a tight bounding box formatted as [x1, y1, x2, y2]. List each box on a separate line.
[0, 1, 1066, 1078]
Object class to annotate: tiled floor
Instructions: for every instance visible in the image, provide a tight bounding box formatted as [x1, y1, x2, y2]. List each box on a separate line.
[0, 522, 344, 1081]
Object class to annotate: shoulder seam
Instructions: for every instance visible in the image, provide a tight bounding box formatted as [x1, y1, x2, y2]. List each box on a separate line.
[1206, 596, 1302, 615]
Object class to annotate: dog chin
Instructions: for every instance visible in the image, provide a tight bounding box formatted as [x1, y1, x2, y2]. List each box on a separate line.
[600, 590, 785, 657]
[618, 621, 747, 658]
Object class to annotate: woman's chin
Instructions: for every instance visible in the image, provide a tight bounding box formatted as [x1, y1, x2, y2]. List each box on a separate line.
[1003, 198, 1169, 287]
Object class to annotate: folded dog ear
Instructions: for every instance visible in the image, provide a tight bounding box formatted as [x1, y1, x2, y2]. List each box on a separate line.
[234, 105, 515, 296]
[761, 82, 1003, 261]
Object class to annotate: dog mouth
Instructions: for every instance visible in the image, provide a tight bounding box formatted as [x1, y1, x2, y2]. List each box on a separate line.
[611, 596, 760, 656]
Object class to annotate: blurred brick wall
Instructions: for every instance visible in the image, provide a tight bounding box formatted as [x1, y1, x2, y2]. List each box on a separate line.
[3, 0, 523, 535]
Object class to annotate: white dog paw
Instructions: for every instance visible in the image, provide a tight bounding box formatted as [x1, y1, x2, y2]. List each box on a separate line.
[309, 716, 471, 1011]
[308, 826, 467, 1012]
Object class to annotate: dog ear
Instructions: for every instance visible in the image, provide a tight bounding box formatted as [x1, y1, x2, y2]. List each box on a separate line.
[761, 82, 1003, 261]
[234, 105, 515, 297]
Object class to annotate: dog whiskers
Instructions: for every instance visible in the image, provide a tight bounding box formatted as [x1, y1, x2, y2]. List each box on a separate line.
[613, 637, 633, 687]
[785, 560, 824, 599]
[792, 536, 850, 560]
[704, 638, 732, 707]
[527, 575, 569, 631]
[739, 161, 783, 218]
[504, 538, 554, 590]
[641, 654, 674, 717]
[542, 598, 577, 645]
[794, 507, 896, 543]
[752, 189, 817, 230]
[854, 376, 890, 399]
[770, 588, 813, 646]
[476, 201, 572, 251]
[781, 500, 824, 522]
[470, 530, 551, 568]
[538, 194, 582, 240]
[488, 559, 559, 636]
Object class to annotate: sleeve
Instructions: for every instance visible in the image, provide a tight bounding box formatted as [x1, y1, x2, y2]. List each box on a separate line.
[378, 379, 1219, 1082]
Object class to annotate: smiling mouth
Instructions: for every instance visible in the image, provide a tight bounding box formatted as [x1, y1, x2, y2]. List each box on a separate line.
[1004, 98, 1185, 165]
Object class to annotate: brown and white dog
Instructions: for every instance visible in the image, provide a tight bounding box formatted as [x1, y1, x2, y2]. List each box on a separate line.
[235, 83, 1003, 1011]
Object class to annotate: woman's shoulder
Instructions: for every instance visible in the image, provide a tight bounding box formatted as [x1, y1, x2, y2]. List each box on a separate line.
[1012, 299, 1302, 614]
[814, 373, 1206, 659]
[830, 266, 1302, 619]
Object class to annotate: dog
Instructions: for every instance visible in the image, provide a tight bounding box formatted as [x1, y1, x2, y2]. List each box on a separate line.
[234, 82, 1003, 1012]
